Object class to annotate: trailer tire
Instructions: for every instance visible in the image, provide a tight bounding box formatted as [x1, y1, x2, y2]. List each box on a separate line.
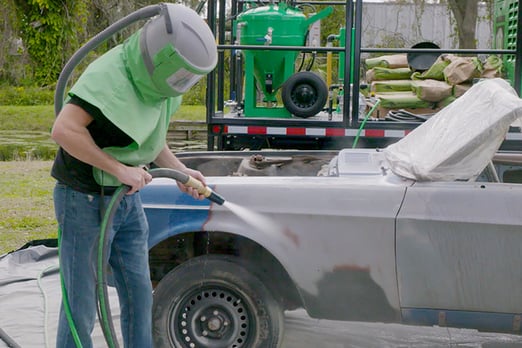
[152, 254, 284, 348]
[282, 71, 327, 118]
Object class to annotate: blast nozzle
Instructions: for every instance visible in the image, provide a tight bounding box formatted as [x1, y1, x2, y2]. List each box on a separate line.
[149, 168, 225, 205]
[206, 191, 226, 205]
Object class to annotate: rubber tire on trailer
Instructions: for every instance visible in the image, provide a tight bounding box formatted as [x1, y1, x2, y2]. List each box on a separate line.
[152, 254, 284, 348]
[281, 71, 328, 118]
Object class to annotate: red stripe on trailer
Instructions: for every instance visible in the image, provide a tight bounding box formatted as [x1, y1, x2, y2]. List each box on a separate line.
[326, 128, 346, 136]
[220, 126, 411, 139]
[287, 127, 306, 135]
[248, 126, 267, 134]
[365, 129, 385, 137]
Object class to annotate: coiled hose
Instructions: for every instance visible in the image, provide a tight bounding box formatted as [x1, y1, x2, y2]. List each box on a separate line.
[97, 168, 224, 348]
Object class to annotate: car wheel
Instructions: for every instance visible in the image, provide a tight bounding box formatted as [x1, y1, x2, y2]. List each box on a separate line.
[152, 254, 284, 348]
[281, 71, 328, 118]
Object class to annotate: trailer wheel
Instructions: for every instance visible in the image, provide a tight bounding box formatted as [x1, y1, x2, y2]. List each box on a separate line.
[282, 71, 327, 118]
[152, 255, 284, 348]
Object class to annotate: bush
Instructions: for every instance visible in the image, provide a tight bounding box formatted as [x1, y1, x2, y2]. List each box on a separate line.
[181, 78, 208, 105]
[0, 86, 55, 105]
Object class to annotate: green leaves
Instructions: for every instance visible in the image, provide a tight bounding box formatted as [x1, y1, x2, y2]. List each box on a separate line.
[12, 0, 88, 85]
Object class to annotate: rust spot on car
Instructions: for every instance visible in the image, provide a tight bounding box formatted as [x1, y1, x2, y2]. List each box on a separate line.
[282, 228, 300, 246]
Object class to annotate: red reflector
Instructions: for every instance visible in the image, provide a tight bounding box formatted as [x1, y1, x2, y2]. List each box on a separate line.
[365, 129, 385, 137]
[286, 128, 306, 135]
[248, 126, 267, 134]
[325, 128, 346, 136]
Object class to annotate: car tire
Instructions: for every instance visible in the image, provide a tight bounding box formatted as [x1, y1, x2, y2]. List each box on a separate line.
[152, 254, 284, 348]
[281, 71, 328, 118]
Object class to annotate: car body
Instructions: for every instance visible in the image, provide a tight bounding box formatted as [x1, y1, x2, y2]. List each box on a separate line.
[142, 79, 522, 347]
[140, 148, 522, 347]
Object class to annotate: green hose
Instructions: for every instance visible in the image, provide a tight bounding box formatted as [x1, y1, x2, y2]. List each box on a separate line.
[57, 189, 123, 348]
[97, 185, 128, 348]
[53, 3, 225, 345]
[58, 168, 225, 348]
[54, 6, 168, 348]
[96, 168, 225, 348]
[58, 228, 84, 348]
[353, 98, 381, 148]
[58, 187, 125, 348]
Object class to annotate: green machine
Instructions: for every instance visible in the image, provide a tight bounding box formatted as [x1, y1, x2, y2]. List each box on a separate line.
[235, 2, 332, 118]
[493, 0, 519, 86]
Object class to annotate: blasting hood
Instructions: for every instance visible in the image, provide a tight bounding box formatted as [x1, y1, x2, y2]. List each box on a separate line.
[67, 3, 218, 145]
[139, 3, 218, 97]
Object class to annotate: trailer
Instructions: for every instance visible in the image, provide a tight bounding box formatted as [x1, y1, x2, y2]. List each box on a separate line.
[203, 0, 522, 151]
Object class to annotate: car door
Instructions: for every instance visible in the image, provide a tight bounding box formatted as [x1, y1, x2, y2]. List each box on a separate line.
[396, 181, 522, 333]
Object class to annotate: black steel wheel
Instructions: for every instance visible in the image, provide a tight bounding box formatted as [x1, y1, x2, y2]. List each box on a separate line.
[152, 255, 284, 348]
[281, 71, 328, 118]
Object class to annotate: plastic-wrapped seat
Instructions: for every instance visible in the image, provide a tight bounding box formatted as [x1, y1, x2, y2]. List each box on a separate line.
[383, 78, 522, 181]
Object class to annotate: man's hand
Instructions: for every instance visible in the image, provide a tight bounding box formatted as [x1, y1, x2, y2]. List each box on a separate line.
[153, 143, 208, 200]
[116, 166, 153, 195]
[177, 168, 207, 200]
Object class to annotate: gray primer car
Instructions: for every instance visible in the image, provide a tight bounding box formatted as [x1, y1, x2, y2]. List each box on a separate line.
[142, 79, 522, 347]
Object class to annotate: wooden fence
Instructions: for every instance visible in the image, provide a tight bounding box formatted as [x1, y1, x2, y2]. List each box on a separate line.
[167, 120, 208, 151]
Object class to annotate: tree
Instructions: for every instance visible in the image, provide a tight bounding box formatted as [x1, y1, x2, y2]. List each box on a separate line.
[375, 0, 493, 50]
[442, 0, 494, 49]
[9, 0, 90, 86]
[447, 0, 479, 49]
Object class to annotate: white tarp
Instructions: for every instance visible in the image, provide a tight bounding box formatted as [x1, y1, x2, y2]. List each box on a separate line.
[2, 246, 522, 347]
[384, 78, 522, 181]
[0, 245, 121, 348]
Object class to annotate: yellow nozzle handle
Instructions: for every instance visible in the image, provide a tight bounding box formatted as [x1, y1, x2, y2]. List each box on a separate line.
[185, 175, 213, 198]
[184, 175, 225, 205]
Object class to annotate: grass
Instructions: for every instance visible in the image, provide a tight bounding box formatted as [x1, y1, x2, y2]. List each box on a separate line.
[0, 104, 206, 161]
[0, 103, 206, 254]
[0, 104, 205, 125]
[0, 105, 54, 131]
[0, 104, 206, 130]
[0, 160, 56, 254]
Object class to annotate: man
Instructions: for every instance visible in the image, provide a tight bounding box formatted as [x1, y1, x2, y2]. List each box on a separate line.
[51, 4, 217, 347]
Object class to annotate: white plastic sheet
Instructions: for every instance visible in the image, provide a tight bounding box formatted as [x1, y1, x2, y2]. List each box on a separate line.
[2, 247, 522, 347]
[0, 246, 122, 348]
[384, 78, 522, 181]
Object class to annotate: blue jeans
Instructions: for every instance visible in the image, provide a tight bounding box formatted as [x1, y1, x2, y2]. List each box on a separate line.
[54, 183, 153, 348]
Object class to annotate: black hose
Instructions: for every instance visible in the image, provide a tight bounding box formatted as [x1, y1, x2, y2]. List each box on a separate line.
[54, 4, 164, 116]
[0, 328, 21, 348]
[306, 51, 316, 71]
[385, 109, 434, 122]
